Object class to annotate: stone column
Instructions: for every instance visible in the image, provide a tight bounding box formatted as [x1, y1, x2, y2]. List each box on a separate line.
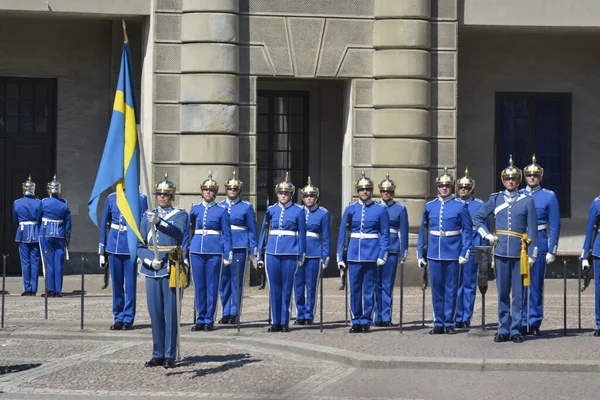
[373, 0, 431, 229]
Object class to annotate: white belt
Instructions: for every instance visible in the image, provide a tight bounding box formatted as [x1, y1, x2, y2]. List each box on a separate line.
[270, 230, 298, 236]
[390, 228, 398, 234]
[537, 224, 547, 231]
[20, 221, 38, 231]
[42, 218, 62, 223]
[111, 223, 127, 232]
[351, 233, 379, 239]
[430, 230, 461, 237]
[231, 225, 247, 231]
[194, 229, 221, 235]
[307, 232, 321, 239]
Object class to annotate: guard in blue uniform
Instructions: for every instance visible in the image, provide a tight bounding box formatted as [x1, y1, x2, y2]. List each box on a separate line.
[521, 155, 560, 336]
[455, 168, 488, 328]
[257, 173, 306, 332]
[218, 170, 258, 325]
[417, 168, 472, 334]
[138, 174, 188, 369]
[40, 175, 72, 298]
[374, 174, 408, 327]
[473, 156, 538, 343]
[99, 190, 148, 330]
[581, 197, 600, 337]
[189, 172, 233, 332]
[337, 171, 389, 333]
[12, 175, 42, 296]
[294, 177, 331, 325]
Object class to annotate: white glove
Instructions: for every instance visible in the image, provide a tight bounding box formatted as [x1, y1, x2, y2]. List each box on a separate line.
[248, 254, 257, 268]
[485, 234, 498, 245]
[147, 211, 160, 226]
[459, 256, 468, 265]
[183, 259, 189, 268]
[151, 259, 162, 271]
[257, 260, 265, 269]
[582, 259, 591, 271]
[528, 257, 536, 264]
[322, 257, 329, 270]
[99, 255, 106, 268]
[223, 258, 232, 267]
[337, 261, 346, 271]
[418, 258, 427, 269]
[545, 253, 556, 264]
[376, 258, 386, 266]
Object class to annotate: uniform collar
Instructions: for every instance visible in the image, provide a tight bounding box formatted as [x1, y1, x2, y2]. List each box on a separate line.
[202, 200, 216, 207]
[279, 201, 293, 209]
[461, 196, 473, 204]
[226, 197, 241, 205]
[156, 205, 174, 215]
[526, 185, 541, 193]
[305, 204, 319, 212]
[503, 189, 519, 199]
[360, 199, 373, 206]
[381, 198, 395, 207]
[438, 194, 454, 203]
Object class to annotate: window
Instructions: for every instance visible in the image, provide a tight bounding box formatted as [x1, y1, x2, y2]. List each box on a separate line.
[0, 78, 54, 135]
[495, 92, 571, 216]
[257, 90, 309, 210]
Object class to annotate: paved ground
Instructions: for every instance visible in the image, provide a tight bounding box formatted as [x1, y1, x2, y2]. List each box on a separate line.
[0, 274, 598, 399]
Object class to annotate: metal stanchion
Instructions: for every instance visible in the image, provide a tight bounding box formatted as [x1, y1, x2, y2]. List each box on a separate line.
[81, 256, 87, 330]
[398, 261, 404, 334]
[563, 259, 568, 337]
[319, 262, 324, 333]
[1, 254, 8, 329]
[578, 258, 582, 330]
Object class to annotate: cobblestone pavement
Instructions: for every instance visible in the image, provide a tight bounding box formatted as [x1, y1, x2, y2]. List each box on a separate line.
[0, 275, 598, 399]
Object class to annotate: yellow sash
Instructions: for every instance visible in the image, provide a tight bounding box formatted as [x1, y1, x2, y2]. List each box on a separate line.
[494, 230, 532, 287]
[168, 248, 187, 289]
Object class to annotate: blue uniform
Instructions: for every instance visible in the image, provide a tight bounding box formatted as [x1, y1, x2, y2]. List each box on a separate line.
[258, 201, 306, 326]
[138, 206, 188, 361]
[375, 199, 408, 324]
[99, 193, 148, 325]
[337, 200, 389, 326]
[455, 197, 488, 325]
[12, 196, 42, 294]
[189, 201, 233, 326]
[294, 205, 331, 322]
[417, 195, 472, 328]
[580, 197, 600, 329]
[218, 198, 258, 320]
[522, 186, 560, 330]
[473, 190, 538, 337]
[40, 196, 72, 294]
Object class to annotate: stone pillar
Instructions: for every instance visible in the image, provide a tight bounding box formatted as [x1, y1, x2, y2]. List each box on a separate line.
[373, 0, 431, 230]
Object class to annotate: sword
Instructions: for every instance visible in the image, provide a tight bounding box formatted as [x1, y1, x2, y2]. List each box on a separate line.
[398, 260, 405, 334]
[319, 258, 324, 333]
[171, 250, 182, 361]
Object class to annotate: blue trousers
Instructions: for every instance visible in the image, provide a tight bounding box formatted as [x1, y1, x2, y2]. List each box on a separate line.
[375, 254, 399, 323]
[220, 249, 247, 318]
[109, 254, 137, 324]
[19, 242, 40, 293]
[495, 256, 523, 336]
[521, 253, 546, 329]
[39, 238, 65, 293]
[593, 257, 600, 329]
[294, 257, 321, 321]
[456, 254, 477, 324]
[146, 276, 178, 359]
[266, 254, 297, 325]
[348, 262, 376, 325]
[429, 259, 459, 328]
[191, 253, 222, 325]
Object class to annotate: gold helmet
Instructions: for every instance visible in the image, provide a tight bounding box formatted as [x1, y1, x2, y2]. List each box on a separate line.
[201, 171, 219, 191]
[501, 155, 522, 182]
[523, 154, 544, 178]
[154, 173, 176, 195]
[47, 174, 61, 195]
[436, 167, 455, 186]
[378, 173, 396, 192]
[355, 170, 374, 190]
[224, 170, 243, 191]
[300, 176, 319, 198]
[456, 167, 475, 191]
[22, 175, 36, 196]
[275, 172, 295, 194]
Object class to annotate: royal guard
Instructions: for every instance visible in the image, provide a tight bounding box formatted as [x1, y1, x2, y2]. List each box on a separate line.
[257, 172, 306, 332]
[218, 170, 258, 325]
[98, 188, 148, 330]
[188, 172, 233, 332]
[522, 155, 560, 336]
[294, 177, 331, 325]
[473, 156, 538, 343]
[581, 197, 600, 337]
[417, 168, 472, 334]
[455, 168, 488, 329]
[12, 175, 42, 296]
[374, 173, 408, 327]
[337, 171, 389, 333]
[40, 175, 72, 298]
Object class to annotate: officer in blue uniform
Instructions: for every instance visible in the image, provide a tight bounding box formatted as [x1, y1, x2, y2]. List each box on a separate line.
[257, 173, 306, 332]
[138, 174, 188, 369]
[374, 174, 408, 327]
[581, 197, 600, 337]
[337, 171, 389, 333]
[99, 190, 148, 330]
[12, 175, 42, 296]
[455, 168, 488, 328]
[294, 177, 330, 325]
[189, 172, 233, 332]
[417, 168, 472, 334]
[473, 156, 538, 343]
[522, 155, 560, 336]
[40, 175, 72, 298]
[218, 170, 258, 325]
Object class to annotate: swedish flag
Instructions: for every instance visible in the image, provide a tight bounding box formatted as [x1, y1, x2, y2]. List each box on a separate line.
[88, 33, 143, 260]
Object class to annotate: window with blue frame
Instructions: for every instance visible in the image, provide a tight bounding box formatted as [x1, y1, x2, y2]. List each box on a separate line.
[495, 93, 571, 217]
